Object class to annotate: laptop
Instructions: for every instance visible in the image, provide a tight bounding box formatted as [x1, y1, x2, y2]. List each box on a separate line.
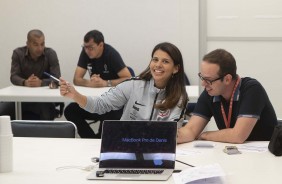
[87, 120, 177, 181]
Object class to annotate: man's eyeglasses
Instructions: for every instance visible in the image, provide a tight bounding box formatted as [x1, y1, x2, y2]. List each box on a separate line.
[198, 73, 224, 85]
[82, 45, 96, 51]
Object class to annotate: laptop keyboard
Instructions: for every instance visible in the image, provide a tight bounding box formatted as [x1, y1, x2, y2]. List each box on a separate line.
[104, 169, 164, 174]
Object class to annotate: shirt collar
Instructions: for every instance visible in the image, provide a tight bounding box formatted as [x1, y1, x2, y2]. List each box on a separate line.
[213, 78, 241, 103]
[24, 46, 45, 58]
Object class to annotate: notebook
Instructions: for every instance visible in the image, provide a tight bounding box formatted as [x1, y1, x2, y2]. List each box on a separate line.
[87, 120, 177, 181]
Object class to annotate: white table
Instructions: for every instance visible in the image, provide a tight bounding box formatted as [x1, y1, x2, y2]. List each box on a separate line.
[0, 85, 110, 102]
[0, 85, 199, 119]
[0, 86, 111, 119]
[0, 138, 280, 184]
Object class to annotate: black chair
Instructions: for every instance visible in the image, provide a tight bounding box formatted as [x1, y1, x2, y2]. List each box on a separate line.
[55, 102, 65, 118]
[184, 73, 190, 85]
[278, 119, 282, 125]
[11, 120, 77, 138]
[184, 73, 196, 116]
[127, 66, 135, 77]
[0, 102, 64, 120]
[0, 102, 15, 120]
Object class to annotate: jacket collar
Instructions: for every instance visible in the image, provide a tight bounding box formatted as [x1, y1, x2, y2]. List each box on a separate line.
[149, 78, 166, 94]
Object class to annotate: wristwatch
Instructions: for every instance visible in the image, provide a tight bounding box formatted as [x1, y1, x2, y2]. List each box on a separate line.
[107, 80, 112, 87]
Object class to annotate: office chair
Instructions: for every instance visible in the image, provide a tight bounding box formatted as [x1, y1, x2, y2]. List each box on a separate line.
[184, 73, 196, 117]
[11, 120, 77, 138]
[278, 119, 282, 125]
[127, 66, 135, 77]
[0, 102, 15, 120]
[55, 102, 65, 118]
[0, 102, 64, 120]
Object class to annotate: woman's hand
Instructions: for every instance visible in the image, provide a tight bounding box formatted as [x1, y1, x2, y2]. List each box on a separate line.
[59, 77, 88, 108]
[59, 78, 76, 99]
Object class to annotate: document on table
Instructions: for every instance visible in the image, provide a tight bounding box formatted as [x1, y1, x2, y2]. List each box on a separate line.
[237, 142, 268, 152]
[173, 163, 225, 184]
[176, 148, 202, 156]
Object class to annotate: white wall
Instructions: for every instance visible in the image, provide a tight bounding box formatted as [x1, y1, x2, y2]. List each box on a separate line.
[1, 0, 281, 119]
[205, 0, 282, 118]
[0, 0, 199, 88]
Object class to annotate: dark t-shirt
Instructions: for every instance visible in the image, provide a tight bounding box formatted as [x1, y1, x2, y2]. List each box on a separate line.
[77, 44, 126, 80]
[193, 77, 277, 141]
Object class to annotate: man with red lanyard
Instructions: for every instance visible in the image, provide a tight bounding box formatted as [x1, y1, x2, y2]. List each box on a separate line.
[177, 49, 277, 144]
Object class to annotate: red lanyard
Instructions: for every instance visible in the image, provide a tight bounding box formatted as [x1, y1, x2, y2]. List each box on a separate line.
[220, 77, 240, 128]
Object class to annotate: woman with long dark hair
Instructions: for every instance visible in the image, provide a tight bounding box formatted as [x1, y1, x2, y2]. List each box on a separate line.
[59, 42, 188, 137]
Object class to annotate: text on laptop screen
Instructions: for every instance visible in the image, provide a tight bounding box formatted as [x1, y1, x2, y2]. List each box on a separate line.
[99, 120, 177, 169]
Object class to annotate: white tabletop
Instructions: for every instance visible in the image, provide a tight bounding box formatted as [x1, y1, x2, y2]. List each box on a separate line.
[0, 85, 199, 119]
[0, 85, 199, 103]
[0, 86, 111, 102]
[0, 138, 280, 184]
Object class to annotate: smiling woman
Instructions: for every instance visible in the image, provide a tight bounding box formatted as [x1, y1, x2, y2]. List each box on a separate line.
[150, 49, 179, 89]
[59, 42, 188, 138]
[138, 42, 188, 111]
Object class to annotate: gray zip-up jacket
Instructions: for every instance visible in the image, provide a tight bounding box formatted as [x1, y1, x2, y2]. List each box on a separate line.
[84, 78, 185, 121]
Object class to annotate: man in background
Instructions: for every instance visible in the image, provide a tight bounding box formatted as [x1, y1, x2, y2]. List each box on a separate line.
[64, 29, 132, 138]
[10, 29, 61, 120]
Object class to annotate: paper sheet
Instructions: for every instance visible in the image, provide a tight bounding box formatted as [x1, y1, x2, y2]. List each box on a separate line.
[176, 148, 202, 156]
[173, 163, 225, 184]
[237, 142, 268, 152]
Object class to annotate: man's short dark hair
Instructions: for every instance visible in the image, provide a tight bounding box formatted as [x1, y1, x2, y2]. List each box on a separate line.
[27, 29, 44, 41]
[203, 49, 237, 79]
[84, 30, 104, 44]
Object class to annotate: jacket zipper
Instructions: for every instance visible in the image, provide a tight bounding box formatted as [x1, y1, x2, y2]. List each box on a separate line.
[149, 92, 159, 120]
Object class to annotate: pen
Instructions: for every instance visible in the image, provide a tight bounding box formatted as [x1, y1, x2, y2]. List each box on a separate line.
[43, 72, 60, 82]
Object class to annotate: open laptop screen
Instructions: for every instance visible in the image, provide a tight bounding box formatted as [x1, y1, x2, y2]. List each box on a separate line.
[99, 120, 177, 169]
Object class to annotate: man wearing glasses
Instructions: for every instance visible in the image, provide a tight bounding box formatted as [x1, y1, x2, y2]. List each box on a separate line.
[64, 30, 132, 138]
[177, 49, 277, 144]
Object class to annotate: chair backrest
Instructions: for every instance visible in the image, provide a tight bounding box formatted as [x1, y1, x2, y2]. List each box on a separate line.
[127, 66, 135, 77]
[278, 119, 282, 125]
[184, 73, 195, 115]
[184, 73, 190, 86]
[11, 120, 77, 138]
